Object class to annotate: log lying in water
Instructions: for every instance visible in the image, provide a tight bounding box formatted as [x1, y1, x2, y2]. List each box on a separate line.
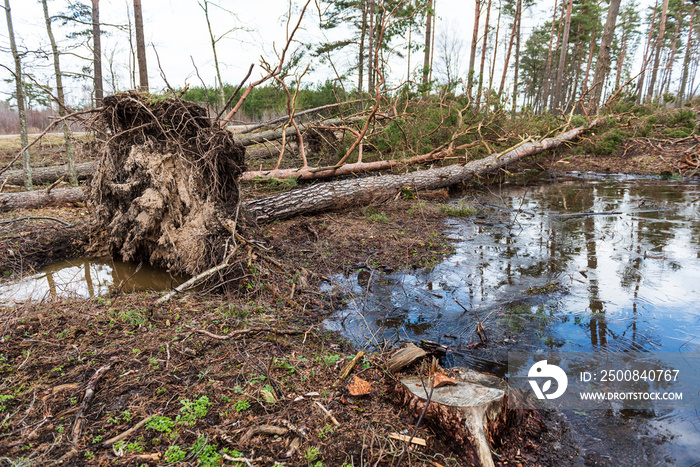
[396, 370, 508, 467]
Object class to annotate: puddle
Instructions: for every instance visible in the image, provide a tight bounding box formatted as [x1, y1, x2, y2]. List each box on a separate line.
[326, 173, 700, 465]
[0, 257, 188, 303]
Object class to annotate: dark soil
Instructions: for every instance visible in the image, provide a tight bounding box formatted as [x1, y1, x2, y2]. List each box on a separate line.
[0, 194, 584, 466]
[5, 128, 694, 465]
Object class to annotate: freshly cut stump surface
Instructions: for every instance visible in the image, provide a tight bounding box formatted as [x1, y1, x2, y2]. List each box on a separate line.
[398, 373, 507, 467]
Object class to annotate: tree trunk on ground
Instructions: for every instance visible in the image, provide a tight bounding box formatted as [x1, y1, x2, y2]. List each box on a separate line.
[0, 187, 85, 212]
[553, 0, 573, 112]
[590, 0, 622, 112]
[422, 0, 433, 87]
[244, 121, 598, 222]
[133, 0, 148, 92]
[677, 2, 695, 106]
[92, 0, 103, 106]
[0, 162, 95, 188]
[646, 0, 670, 102]
[4, 0, 32, 191]
[42, 0, 77, 186]
[0, 122, 599, 216]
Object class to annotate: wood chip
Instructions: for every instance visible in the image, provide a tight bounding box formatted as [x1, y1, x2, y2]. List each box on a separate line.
[339, 351, 365, 379]
[387, 343, 427, 373]
[348, 375, 372, 396]
[388, 433, 427, 446]
[432, 373, 457, 388]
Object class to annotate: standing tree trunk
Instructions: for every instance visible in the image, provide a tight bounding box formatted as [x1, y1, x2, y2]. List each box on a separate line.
[367, 0, 375, 92]
[540, 0, 559, 112]
[468, 0, 481, 99]
[199, 0, 225, 107]
[662, 0, 682, 96]
[133, 0, 148, 92]
[488, 2, 501, 96]
[590, 0, 622, 112]
[511, 0, 521, 116]
[358, 0, 366, 94]
[636, 0, 658, 104]
[553, 0, 573, 112]
[646, 0, 670, 102]
[477, 0, 492, 107]
[676, 1, 696, 106]
[422, 0, 433, 87]
[498, 6, 516, 97]
[41, 0, 77, 186]
[4, 0, 32, 190]
[92, 0, 103, 106]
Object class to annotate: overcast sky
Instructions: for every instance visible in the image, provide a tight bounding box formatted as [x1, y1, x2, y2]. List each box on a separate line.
[1, 0, 650, 108]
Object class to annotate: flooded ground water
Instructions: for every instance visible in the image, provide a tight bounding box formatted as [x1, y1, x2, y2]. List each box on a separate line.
[0, 257, 187, 303]
[326, 173, 700, 466]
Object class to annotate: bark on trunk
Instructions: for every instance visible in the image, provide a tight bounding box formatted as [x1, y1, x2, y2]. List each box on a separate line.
[395, 371, 508, 467]
[4, 0, 32, 191]
[92, 0, 103, 105]
[646, 0, 670, 102]
[245, 122, 597, 222]
[423, 0, 433, 87]
[468, 0, 482, 98]
[0, 187, 85, 212]
[553, 0, 573, 112]
[1, 162, 95, 187]
[676, 2, 695, 106]
[590, 0, 622, 112]
[133, 0, 148, 91]
[42, 0, 78, 187]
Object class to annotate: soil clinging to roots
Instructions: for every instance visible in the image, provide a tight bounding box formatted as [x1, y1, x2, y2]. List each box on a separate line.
[89, 91, 246, 276]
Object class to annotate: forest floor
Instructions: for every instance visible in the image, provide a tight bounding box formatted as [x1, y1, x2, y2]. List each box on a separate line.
[0, 130, 697, 466]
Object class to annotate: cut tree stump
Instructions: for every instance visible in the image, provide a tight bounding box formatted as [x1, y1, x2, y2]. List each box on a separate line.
[396, 371, 508, 467]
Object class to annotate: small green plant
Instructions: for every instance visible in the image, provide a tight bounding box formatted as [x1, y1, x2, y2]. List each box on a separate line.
[439, 201, 480, 217]
[121, 410, 132, 422]
[70, 397, 78, 405]
[118, 309, 147, 327]
[305, 446, 320, 464]
[56, 424, 64, 433]
[84, 451, 95, 460]
[146, 416, 175, 433]
[322, 354, 340, 366]
[367, 211, 390, 223]
[0, 394, 12, 412]
[318, 424, 336, 439]
[165, 445, 186, 463]
[233, 400, 250, 412]
[190, 436, 223, 467]
[92, 435, 103, 444]
[126, 440, 144, 453]
[56, 329, 70, 339]
[176, 395, 211, 426]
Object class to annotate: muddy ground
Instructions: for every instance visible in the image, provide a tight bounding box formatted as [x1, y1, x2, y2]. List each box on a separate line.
[0, 135, 697, 466]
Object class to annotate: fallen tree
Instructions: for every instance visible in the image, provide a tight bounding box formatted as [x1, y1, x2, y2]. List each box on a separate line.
[244, 123, 597, 222]
[0, 161, 94, 187]
[0, 121, 597, 216]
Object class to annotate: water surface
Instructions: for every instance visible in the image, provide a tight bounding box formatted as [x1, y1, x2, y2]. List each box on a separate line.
[327, 173, 700, 465]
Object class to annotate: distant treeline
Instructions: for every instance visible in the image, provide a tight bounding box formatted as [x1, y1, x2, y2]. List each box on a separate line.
[179, 80, 344, 122]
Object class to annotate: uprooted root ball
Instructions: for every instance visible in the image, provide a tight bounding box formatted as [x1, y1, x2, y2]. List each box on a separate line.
[89, 91, 246, 276]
